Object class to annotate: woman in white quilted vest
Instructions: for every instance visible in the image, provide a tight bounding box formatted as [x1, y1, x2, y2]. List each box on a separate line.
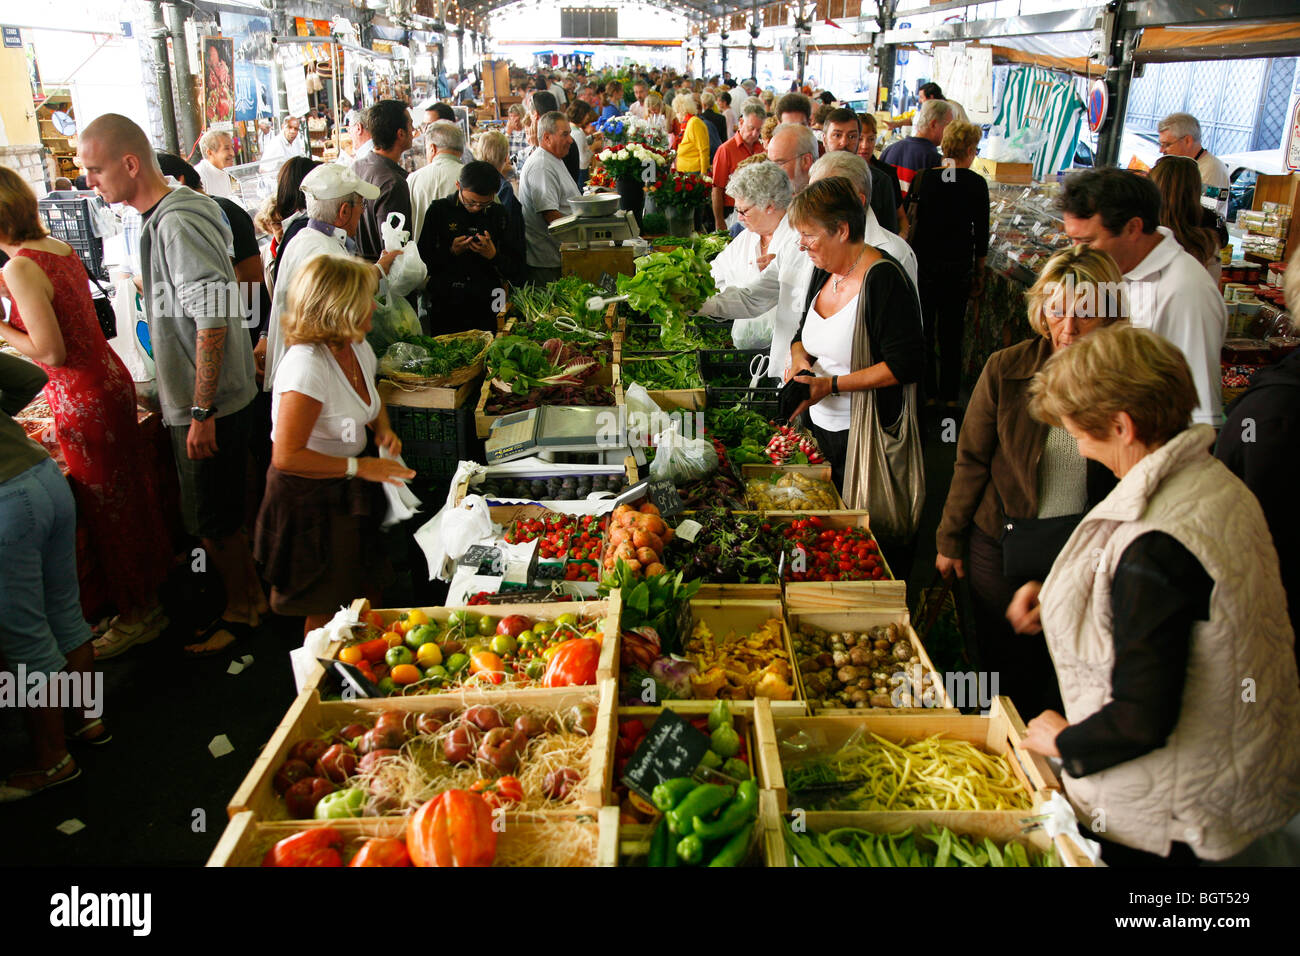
[1011, 324, 1300, 865]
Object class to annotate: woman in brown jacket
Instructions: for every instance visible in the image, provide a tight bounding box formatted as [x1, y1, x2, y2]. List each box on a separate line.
[934, 246, 1123, 717]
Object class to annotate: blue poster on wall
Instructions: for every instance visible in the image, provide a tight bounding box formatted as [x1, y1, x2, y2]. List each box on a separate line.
[235, 64, 272, 121]
[221, 10, 274, 120]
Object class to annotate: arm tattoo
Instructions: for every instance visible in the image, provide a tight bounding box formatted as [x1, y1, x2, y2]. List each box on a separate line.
[195, 327, 227, 407]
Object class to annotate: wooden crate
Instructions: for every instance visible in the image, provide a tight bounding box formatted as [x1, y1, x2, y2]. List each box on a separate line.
[227, 681, 616, 822]
[305, 594, 621, 701]
[475, 364, 623, 439]
[973, 157, 1034, 184]
[782, 579, 906, 611]
[693, 583, 783, 602]
[740, 464, 846, 511]
[378, 376, 478, 410]
[784, 607, 956, 715]
[762, 806, 1092, 867]
[210, 807, 619, 867]
[646, 388, 706, 412]
[755, 696, 1059, 814]
[675, 599, 807, 716]
[768, 510, 896, 583]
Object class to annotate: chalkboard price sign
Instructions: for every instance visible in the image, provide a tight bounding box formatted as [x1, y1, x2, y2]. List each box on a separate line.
[620, 710, 711, 801]
[612, 479, 683, 518]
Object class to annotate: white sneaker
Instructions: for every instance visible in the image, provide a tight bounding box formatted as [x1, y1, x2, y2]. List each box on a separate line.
[93, 610, 168, 660]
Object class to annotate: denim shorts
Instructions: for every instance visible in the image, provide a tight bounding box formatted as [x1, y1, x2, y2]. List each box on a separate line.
[0, 457, 93, 673]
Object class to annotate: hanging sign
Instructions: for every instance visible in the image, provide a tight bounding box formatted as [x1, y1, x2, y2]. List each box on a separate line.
[1088, 78, 1109, 134]
[3, 26, 22, 47]
[285, 65, 311, 117]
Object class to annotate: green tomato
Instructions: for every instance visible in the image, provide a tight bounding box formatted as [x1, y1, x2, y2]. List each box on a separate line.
[524, 658, 546, 680]
[404, 625, 435, 651]
[314, 787, 367, 819]
[445, 652, 470, 675]
[385, 645, 414, 668]
[424, 664, 448, 683]
[555, 612, 579, 628]
[476, 615, 496, 636]
[376, 676, 397, 695]
[446, 610, 469, 629]
[532, 620, 555, 636]
[516, 630, 536, 648]
[490, 634, 517, 656]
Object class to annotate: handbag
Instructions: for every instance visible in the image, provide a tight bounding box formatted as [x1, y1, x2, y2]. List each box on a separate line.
[841, 258, 925, 541]
[88, 274, 116, 340]
[994, 487, 1084, 580]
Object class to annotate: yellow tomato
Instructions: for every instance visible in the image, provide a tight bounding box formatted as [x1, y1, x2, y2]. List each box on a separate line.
[469, 650, 505, 675]
[339, 645, 364, 665]
[383, 631, 404, 648]
[416, 642, 443, 667]
[555, 612, 579, 628]
[406, 609, 430, 627]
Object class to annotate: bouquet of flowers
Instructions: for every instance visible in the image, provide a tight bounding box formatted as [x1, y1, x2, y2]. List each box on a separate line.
[651, 169, 712, 210]
[597, 142, 672, 184]
[596, 113, 670, 150]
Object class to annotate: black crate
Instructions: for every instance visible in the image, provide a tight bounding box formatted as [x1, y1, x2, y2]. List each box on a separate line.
[38, 195, 107, 280]
[386, 402, 477, 492]
[698, 348, 768, 386]
[705, 385, 781, 418]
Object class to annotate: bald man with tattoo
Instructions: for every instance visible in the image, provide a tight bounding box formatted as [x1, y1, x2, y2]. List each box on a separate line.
[78, 114, 265, 657]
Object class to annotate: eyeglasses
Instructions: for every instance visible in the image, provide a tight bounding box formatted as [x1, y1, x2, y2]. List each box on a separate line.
[770, 151, 810, 169]
[459, 190, 492, 211]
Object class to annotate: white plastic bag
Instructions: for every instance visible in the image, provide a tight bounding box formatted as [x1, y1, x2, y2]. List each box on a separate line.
[731, 316, 773, 351]
[108, 277, 154, 384]
[414, 492, 496, 581]
[380, 211, 428, 297]
[89, 197, 122, 239]
[291, 605, 359, 694]
[378, 446, 422, 527]
[649, 420, 718, 484]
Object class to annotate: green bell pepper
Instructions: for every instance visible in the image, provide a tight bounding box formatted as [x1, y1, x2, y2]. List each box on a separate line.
[651, 777, 697, 813]
[676, 834, 704, 865]
[692, 779, 758, 841]
[706, 821, 755, 867]
[666, 782, 734, 835]
[313, 786, 366, 819]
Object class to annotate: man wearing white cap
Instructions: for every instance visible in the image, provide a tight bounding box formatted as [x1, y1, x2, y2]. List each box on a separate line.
[262, 164, 400, 390]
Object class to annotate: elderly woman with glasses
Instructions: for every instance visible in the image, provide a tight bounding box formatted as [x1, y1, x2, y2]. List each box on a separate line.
[708, 158, 792, 352]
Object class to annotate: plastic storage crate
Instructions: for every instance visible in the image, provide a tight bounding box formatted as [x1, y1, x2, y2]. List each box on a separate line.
[386, 402, 477, 492]
[699, 349, 780, 416]
[38, 193, 108, 280]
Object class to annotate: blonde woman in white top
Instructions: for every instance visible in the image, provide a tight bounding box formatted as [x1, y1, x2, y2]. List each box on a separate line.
[255, 254, 413, 633]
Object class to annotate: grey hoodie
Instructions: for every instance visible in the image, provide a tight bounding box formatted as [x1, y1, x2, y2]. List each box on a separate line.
[139, 186, 257, 427]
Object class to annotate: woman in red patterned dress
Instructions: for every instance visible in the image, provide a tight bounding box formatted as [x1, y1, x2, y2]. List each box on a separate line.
[0, 168, 170, 664]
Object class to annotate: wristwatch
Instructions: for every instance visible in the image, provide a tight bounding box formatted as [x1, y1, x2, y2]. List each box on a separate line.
[830, 375, 840, 396]
[190, 405, 219, 422]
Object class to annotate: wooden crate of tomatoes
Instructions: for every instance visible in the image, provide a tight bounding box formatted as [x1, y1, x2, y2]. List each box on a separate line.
[212, 806, 620, 867]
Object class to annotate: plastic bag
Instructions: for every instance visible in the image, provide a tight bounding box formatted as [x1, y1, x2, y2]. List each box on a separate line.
[649, 420, 718, 484]
[414, 492, 496, 581]
[380, 341, 431, 377]
[89, 196, 121, 239]
[732, 316, 773, 351]
[623, 381, 669, 448]
[380, 211, 427, 297]
[367, 288, 422, 355]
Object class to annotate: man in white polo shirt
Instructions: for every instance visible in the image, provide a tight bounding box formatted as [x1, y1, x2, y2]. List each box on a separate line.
[518, 111, 579, 285]
[1158, 112, 1230, 193]
[1059, 168, 1226, 426]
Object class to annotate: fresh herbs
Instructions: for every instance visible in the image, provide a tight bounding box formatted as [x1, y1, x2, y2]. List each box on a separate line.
[383, 334, 488, 379]
[486, 335, 597, 393]
[651, 232, 731, 261]
[599, 559, 701, 655]
[623, 354, 703, 391]
[782, 822, 1059, 868]
[663, 508, 785, 584]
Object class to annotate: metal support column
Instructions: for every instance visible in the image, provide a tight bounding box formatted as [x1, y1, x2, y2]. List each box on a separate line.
[876, 0, 897, 111]
[795, 3, 810, 85]
[1094, 1, 1138, 168]
[456, 27, 463, 77]
[720, 31, 728, 79]
[149, 1, 179, 153]
[750, 3, 759, 82]
[164, 1, 200, 160]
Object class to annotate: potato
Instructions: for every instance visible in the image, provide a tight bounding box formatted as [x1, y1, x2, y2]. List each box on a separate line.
[644, 562, 667, 577]
[610, 527, 631, 545]
[635, 547, 658, 565]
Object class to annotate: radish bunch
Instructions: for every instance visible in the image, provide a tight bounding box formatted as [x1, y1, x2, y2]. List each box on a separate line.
[767, 424, 825, 464]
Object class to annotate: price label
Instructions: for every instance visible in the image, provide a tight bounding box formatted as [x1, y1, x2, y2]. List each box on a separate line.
[318, 659, 381, 700]
[647, 478, 684, 518]
[458, 545, 505, 576]
[674, 518, 703, 543]
[620, 710, 711, 801]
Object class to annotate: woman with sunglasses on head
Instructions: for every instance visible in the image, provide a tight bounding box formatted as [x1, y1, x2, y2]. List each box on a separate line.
[417, 160, 523, 334]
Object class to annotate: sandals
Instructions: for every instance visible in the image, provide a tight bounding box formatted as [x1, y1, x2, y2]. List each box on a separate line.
[93, 608, 169, 661]
[69, 719, 112, 748]
[0, 754, 81, 802]
[183, 618, 253, 660]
